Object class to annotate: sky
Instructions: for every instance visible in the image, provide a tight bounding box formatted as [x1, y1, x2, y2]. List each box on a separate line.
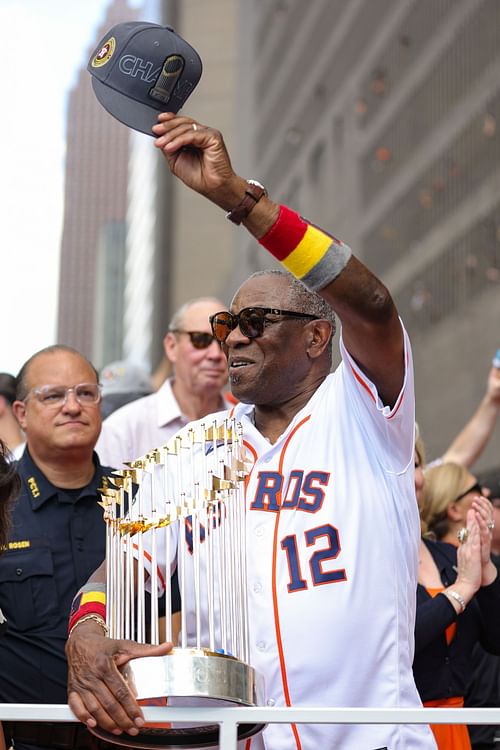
[0, 0, 139, 375]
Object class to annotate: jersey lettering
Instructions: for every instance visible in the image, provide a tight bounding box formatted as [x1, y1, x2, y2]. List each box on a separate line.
[184, 504, 225, 554]
[184, 515, 205, 554]
[306, 524, 347, 585]
[297, 471, 329, 512]
[281, 523, 346, 590]
[251, 470, 330, 513]
[250, 471, 282, 512]
[281, 534, 308, 591]
[281, 470, 303, 509]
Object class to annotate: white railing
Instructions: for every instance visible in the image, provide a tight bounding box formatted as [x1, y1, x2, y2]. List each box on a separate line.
[1, 705, 500, 749]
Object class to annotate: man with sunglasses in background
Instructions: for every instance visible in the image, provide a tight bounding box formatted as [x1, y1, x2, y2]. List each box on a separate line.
[0, 345, 118, 750]
[96, 297, 231, 469]
[66, 115, 436, 750]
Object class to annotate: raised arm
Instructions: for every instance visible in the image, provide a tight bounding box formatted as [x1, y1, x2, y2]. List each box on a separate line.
[442, 363, 500, 467]
[153, 114, 404, 407]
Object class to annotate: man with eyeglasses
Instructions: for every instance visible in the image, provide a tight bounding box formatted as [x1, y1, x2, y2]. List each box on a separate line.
[96, 297, 231, 470]
[0, 345, 120, 750]
[66, 116, 436, 750]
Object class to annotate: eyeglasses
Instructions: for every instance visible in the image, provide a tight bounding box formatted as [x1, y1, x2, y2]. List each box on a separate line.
[170, 330, 218, 349]
[454, 481, 483, 503]
[25, 383, 102, 407]
[209, 307, 319, 343]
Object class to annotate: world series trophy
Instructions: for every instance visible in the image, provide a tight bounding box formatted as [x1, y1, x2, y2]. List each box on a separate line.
[91, 418, 265, 749]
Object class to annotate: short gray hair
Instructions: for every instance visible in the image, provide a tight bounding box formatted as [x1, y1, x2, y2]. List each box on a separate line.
[168, 296, 225, 333]
[246, 270, 336, 354]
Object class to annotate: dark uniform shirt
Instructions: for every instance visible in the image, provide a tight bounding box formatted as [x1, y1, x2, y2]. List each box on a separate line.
[413, 539, 500, 703]
[465, 554, 500, 748]
[0, 448, 113, 704]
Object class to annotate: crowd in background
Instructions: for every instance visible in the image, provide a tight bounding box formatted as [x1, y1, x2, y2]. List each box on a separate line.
[0, 126, 499, 746]
[1, 318, 500, 750]
[1, 325, 499, 750]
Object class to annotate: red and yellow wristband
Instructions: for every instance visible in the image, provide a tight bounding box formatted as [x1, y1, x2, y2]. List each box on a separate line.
[68, 584, 108, 637]
[259, 204, 352, 291]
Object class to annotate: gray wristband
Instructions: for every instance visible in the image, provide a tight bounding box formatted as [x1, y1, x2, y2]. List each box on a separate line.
[301, 242, 352, 292]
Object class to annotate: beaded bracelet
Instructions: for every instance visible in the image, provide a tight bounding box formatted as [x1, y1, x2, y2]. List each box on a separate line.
[68, 613, 109, 638]
[68, 584, 107, 635]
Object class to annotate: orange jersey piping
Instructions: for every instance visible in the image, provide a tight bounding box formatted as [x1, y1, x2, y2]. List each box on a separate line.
[271, 414, 311, 750]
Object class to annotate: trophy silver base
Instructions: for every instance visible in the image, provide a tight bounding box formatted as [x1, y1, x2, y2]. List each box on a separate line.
[89, 648, 265, 749]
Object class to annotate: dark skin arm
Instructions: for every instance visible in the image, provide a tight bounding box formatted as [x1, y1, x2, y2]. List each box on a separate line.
[318, 256, 403, 407]
[153, 114, 404, 407]
[71, 115, 403, 737]
[66, 561, 172, 736]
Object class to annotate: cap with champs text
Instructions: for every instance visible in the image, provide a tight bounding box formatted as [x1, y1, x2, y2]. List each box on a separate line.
[87, 21, 202, 135]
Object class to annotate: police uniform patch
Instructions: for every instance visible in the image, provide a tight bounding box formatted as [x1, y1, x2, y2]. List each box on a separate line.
[91, 37, 116, 68]
[27, 476, 40, 498]
[6, 540, 30, 550]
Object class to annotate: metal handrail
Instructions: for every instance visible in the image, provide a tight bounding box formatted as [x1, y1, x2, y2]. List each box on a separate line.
[1, 705, 500, 750]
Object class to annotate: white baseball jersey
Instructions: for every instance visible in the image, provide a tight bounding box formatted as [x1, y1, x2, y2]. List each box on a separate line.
[140, 325, 436, 750]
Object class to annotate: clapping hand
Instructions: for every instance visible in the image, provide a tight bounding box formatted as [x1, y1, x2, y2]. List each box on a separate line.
[472, 494, 497, 586]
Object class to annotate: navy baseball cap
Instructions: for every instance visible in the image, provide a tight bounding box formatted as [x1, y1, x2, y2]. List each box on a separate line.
[88, 21, 202, 135]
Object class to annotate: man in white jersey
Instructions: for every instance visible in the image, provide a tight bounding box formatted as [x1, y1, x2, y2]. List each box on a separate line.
[66, 114, 436, 750]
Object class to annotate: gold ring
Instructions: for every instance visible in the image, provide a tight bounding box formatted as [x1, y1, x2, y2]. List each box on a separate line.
[487, 520, 495, 530]
[457, 527, 469, 544]
[192, 123, 198, 132]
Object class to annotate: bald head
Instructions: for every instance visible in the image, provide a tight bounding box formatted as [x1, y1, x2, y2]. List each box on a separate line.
[16, 345, 98, 402]
[13, 346, 102, 466]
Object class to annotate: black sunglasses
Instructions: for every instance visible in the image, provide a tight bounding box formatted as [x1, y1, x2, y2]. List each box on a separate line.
[454, 481, 483, 503]
[209, 307, 319, 343]
[170, 330, 217, 350]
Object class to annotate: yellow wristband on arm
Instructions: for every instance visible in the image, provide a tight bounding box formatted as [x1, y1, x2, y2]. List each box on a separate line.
[68, 583, 107, 635]
[258, 204, 352, 291]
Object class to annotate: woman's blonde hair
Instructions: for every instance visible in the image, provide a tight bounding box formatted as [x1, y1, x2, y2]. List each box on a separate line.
[415, 431, 426, 469]
[421, 462, 471, 540]
[414, 424, 429, 534]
